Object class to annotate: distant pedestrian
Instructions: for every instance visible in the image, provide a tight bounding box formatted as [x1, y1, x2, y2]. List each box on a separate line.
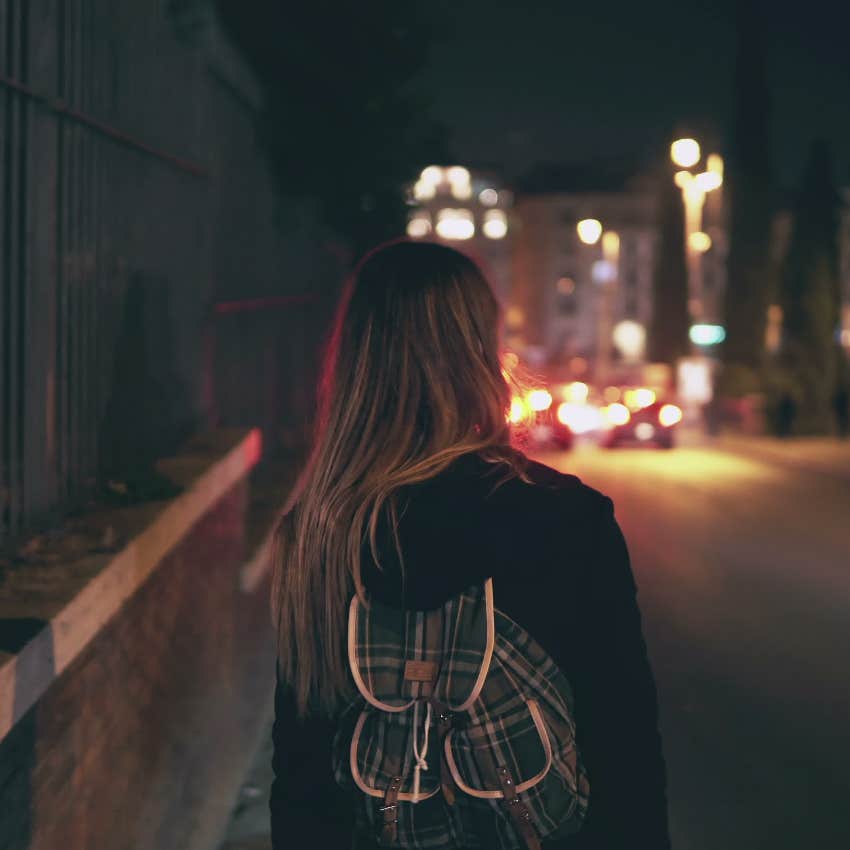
[776, 392, 797, 438]
[834, 385, 849, 438]
[269, 241, 670, 850]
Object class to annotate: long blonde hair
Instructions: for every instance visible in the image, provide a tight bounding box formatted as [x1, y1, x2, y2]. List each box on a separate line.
[273, 240, 527, 717]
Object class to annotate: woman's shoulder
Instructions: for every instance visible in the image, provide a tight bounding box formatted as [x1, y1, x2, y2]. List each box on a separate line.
[485, 453, 614, 524]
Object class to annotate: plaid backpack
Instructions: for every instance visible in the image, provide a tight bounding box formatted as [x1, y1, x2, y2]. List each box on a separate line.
[332, 579, 590, 849]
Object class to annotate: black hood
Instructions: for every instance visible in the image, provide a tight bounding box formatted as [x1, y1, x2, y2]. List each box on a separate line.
[360, 451, 602, 610]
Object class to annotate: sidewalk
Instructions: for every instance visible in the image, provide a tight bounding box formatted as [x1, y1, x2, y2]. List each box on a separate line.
[711, 433, 850, 479]
[217, 448, 305, 850]
[218, 721, 274, 850]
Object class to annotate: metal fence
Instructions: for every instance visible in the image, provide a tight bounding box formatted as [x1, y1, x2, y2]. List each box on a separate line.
[0, 0, 338, 544]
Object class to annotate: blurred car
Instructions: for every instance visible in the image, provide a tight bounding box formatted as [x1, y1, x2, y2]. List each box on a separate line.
[509, 387, 574, 450]
[598, 396, 683, 449]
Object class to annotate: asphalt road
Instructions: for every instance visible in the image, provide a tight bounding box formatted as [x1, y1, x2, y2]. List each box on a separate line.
[538, 440, 850, 850]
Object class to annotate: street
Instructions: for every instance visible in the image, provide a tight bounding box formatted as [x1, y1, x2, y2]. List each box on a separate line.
[537, 438, 850, 850]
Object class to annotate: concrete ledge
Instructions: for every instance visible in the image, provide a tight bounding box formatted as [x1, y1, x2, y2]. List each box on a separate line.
[0, 428, 262, 744]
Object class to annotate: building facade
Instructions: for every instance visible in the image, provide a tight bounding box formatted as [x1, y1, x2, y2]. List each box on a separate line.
[512, 182, 658, 373]
[405, 166, 514, 307]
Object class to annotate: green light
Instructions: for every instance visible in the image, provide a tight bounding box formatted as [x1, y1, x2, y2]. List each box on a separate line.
[689, 324, 726, 346]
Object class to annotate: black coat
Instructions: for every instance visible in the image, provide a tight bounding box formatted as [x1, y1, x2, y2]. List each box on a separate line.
[271, 452, 670, 849]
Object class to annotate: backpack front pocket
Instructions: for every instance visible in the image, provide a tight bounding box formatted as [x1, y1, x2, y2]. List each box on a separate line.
[444, 698, 551, 798]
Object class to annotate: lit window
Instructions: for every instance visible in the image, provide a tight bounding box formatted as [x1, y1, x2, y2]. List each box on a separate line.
[435, 208, 474, 240]
[451, 181, 472, 200]
[592, 260, 615, 283]
[420, 165, 444, 185]
[413, 179, 435, 201]
[482, 209, 508, 239]
[406, 213, 431, 238]
[447, 166, 470, 185]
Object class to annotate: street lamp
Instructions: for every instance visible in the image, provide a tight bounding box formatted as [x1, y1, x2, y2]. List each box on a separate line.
[671, 138, 701, 168]
[576, 218, 602, 245]
[670, 140, 723, 323]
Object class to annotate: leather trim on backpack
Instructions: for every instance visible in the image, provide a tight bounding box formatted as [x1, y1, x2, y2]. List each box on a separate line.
[348, 597, 416, 713]
[442, 699, 553, 799]
[347, 579, 496, 712]
[455, 578, 495, 711]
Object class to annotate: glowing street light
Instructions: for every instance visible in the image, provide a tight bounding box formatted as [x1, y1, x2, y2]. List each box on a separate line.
[671, 138, 701, 168]
[688, 231, 712, 253]
[576, 218, 603, 245]
[707, 153, 724, 178]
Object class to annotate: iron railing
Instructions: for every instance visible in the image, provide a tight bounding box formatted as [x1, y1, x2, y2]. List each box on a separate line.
[0, 0, 332, 543]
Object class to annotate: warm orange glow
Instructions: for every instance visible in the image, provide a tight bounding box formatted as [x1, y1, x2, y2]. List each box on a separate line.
[603, 385, 621, 403]
[623, 388, 655, 409]
[527, 389, 553, 412]
[606, 403, 631, 426]
[565, 381, 589, 403]
[502, 351, 519, 371]
[674, 170, 693, 189]
[601, 230, 620, 262]
[557, 276, 575, 295]
[695, 170, 722, 192]
[569, 356, 588, 376]
[505, 306, 524, 328]
[509, 396, 528, 424]
[576, 218, 602, 245]
[671, 138, 700, 168]
[635, 388, 656, 408]
[688, 231, 712, 252]
[707, 153, 724, 177]
[658, 403, 683, 427]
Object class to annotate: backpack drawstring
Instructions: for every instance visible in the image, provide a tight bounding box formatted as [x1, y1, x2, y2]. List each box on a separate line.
[411, 700, 432, 802]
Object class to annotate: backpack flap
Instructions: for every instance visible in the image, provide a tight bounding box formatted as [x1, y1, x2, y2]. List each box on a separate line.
[347, 579, 495, 710]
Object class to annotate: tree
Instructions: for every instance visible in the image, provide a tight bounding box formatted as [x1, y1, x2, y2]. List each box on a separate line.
[777, 139, 843, 434]
[720, 0, 774, 397]
[217, 0, 449, 258]
[648, 167, 691, 368]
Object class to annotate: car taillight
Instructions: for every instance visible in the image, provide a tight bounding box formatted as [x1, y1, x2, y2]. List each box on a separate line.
[658, 403, 683, 427]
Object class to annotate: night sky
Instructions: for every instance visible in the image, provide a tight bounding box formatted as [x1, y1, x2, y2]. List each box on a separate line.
[419, 0, 850, 188]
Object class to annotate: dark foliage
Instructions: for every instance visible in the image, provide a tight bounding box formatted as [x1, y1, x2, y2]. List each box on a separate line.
[720, 0, 775, 395]
[776, 139, 845, 434]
